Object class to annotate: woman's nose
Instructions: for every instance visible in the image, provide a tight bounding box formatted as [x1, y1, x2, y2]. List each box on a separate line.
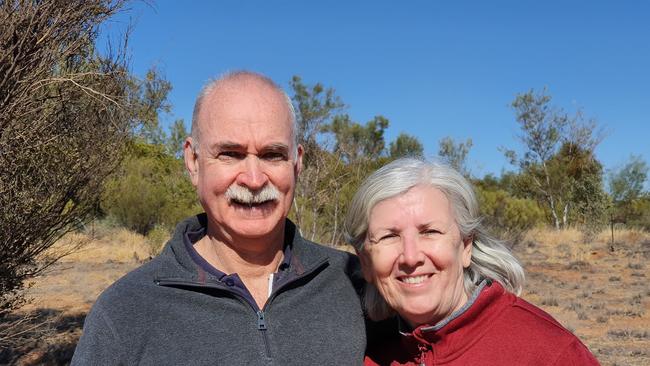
[398, 235, 425, 269]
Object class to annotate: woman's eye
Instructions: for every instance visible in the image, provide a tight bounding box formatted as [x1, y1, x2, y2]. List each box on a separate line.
[379, 233, 399, 242]
[422, 229, 441, 236]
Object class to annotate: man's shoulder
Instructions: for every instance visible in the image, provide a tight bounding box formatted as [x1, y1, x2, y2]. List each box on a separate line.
[294, 236, 359, 269]
[91, 251, 180, 311]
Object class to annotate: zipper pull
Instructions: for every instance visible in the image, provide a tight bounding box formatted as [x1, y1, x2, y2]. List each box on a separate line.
[257, 311, 267, 330]
[418, 343, 428, 366]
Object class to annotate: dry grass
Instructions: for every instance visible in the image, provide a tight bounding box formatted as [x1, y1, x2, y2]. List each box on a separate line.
[5, 225, 650, 365]
[517, 226, 650, 366]
[3, 224, 153, 365]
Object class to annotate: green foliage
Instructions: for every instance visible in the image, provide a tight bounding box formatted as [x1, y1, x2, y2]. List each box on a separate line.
[608, 156, 649, 229]
[101, 141, 201, 235]
[475, 185, 545, 239]
[289, 77, 423, 245]
[290, 75, 344, 153]
[608, 156, 648, 210]
[166, 118, 189, 157]
[438, 137, 473, 176]
[390, 133, 424, 159]
[133, 67, 173, 144]
[504, 88, 605, 230]
[628, 195, 650, 230]
[322, 114, 389, 162]
[146, 225, 172, 255]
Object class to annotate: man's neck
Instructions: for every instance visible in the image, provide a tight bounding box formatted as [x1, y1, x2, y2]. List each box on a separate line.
[194, 229, 285, 309]
[195, 229, 284, 276]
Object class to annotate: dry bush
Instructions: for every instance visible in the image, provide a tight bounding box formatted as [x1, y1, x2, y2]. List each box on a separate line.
[597, 227, 650, 245]
[0, 0, 132, 349]
[53, 226, 151, 264]
[524, 226, 584, 247]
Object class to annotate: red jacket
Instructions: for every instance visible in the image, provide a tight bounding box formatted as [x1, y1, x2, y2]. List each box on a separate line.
[365, 280, 600, 366]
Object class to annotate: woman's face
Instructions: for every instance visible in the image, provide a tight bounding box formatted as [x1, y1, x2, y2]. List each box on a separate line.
[360, 184, 473, 327]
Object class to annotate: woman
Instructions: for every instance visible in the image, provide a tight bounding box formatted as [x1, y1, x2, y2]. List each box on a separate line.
[344, 158, 599, 366]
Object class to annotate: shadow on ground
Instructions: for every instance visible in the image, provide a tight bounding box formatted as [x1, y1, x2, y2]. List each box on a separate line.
[1, 308, 86, 366]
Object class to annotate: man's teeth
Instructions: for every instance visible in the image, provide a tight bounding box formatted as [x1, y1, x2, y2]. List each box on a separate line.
[401, 275, 429, 284]
[233, 199, 272, 206]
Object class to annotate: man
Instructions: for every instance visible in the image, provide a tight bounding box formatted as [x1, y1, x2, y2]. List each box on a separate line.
[72, 71, 366, 365]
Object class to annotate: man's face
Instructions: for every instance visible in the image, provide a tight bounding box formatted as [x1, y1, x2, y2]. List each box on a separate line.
[184, 81, 302, 242]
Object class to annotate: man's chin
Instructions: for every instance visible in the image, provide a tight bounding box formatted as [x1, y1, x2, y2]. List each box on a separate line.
[228, 221, 285, 241]
[225, 209, 286, 240]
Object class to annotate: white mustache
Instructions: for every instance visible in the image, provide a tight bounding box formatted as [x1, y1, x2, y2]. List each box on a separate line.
[225, 184, 280, 204]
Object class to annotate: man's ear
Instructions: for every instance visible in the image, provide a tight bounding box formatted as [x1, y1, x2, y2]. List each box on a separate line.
[355, 247, 373, 283]
[294, 144, 304, 176]
[183, 137, 199, 186]
[462, 236, 473, 268]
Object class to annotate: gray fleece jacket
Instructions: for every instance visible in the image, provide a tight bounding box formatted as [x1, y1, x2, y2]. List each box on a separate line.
[71, 214, 366, 365]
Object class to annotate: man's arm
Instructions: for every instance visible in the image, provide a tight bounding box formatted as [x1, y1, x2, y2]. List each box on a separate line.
[71, 301, 125, 365]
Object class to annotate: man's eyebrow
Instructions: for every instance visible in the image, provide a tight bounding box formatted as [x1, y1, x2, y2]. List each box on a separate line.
[263, 143, 290, 151]
[209, 141, 290, 153]
[211, 141, 244, 151]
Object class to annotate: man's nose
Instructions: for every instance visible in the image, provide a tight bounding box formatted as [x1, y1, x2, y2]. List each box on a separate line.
[236, 155, 269, 190]
[398, 234, 425, 269]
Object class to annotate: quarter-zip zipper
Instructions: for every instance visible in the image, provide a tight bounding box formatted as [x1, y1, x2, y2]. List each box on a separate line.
[155, 258, 329, 359]
[417, 343, 431, 366]
[257, 310, 271, 357]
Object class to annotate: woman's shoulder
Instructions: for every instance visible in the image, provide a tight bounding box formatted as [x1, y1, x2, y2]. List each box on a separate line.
[491, 294, 600, 365]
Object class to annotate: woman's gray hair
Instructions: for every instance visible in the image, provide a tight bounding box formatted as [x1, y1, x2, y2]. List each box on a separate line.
[344, 157, 525, 321]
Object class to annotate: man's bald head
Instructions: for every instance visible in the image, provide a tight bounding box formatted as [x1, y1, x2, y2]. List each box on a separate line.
[190, 71, 297, 154]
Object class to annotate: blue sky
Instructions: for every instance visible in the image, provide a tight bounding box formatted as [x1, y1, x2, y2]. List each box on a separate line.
[103, 0, 649, 181]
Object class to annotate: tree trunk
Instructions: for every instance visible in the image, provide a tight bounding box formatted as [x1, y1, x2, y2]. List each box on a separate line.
[548, 196, 561, 230]
[610, 218, 615, 252]
[330, 192, 339, 247]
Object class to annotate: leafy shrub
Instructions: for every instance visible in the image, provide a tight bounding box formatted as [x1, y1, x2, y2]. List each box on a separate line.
[102, 142, 201, 235]
[475, 185, 545, 241]
[146, 225, 172, 255]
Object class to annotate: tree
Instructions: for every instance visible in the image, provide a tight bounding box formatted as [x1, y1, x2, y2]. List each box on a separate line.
[503, 88, 604, 230]
[608, 155, 648, 211]
[323, 114, 389, 163]
[134, 67, 173, 144]
[389, 133, 424, 159]
[289, 77, 346, 243]
[553, 142, 608, 239]
[166, 119, 189, 157]
[608, 155, 649, 242]
[102, 141, 201, 236]
[290, 75, 344, 154]
[0, 0, 133, 347]
[438, 137, 473, 176]
[475, 185, 544, 243]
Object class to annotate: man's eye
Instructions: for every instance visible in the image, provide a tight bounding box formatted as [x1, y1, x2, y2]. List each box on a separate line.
[262, 152, 287, 161]
[218, 151, 245, 160]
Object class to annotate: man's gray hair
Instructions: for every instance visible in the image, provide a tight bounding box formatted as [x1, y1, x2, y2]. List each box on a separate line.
[343, 157, 525, 321]
[190, 70, 298, 155]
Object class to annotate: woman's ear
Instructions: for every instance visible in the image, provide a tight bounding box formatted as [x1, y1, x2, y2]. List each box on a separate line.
[462, 237, 473, 268]
[355, 247, 373, 283]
